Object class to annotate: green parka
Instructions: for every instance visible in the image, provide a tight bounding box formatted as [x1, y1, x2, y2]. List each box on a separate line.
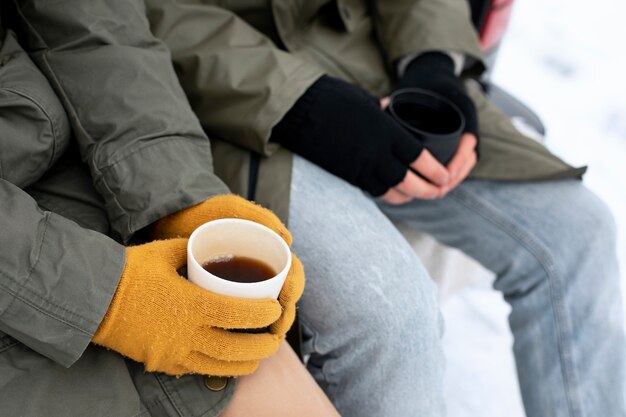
[145, 0, 585, 220]
[0, 0, 585, 415]
[1, 2, 234, 416]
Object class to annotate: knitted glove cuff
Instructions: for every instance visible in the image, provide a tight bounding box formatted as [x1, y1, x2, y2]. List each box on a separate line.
[400, 52, 480, 149]
[404, 52, 456, 80]
[271, 77, 322, 145]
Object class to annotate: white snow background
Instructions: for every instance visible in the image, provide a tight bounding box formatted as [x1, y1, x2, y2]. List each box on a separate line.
[441, 0, 626, 415]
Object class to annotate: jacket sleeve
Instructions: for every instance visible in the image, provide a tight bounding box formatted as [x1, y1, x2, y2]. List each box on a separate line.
[369, 0, 485, 75]
[0, 179, 124, 367]
[12, 0, 230, 242]
[145, 0, 324, 155]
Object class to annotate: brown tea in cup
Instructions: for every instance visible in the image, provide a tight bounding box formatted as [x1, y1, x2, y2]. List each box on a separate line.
[202, 256, 277, 284]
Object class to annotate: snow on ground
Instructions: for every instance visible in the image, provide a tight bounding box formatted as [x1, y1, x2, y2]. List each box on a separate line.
[441, 1, 626, 416]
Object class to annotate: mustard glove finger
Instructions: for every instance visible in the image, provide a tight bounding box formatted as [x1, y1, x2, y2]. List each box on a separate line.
[270, 254, 305, 338]
[196, 328, 281, 362]
[150, 354, 261, 377]
[92, 238, 283, 376]
[278, 254, 305, 306]
[193, 285, 282, 330]
[151, 194, 292, 246]
[270, 303, 297, 339]
[185, 352, 261, 377]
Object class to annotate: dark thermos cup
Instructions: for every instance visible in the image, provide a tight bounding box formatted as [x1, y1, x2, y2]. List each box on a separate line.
[387, 88, 465, 166]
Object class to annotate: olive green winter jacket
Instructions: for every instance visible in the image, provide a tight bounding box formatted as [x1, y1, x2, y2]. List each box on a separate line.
[1, 2, 234, 416]
[0, 0, 585, 415]
[145, 0, 585, 220]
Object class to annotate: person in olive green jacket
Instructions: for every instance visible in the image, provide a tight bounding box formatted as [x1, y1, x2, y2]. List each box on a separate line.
[141, 1, 626, 416]
[0, 2, 344, 417]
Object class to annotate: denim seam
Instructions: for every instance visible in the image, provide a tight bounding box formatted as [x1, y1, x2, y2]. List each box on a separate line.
[449, 187, 583, 417]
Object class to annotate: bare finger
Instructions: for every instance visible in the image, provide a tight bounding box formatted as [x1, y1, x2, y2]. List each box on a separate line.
[443, 151, 477, 195]
[448, 134, 477, 178]
[394, 170, 442, 200]
[381, 188, 413, 205]
[410, 149, 450, 186]
[380, 96, 390, 110]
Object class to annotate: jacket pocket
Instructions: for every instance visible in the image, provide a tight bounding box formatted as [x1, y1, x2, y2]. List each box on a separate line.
[0, 343, 145, 417]
[0, 30, 71, 188]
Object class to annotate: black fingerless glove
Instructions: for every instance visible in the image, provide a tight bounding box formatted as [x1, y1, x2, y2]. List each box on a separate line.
[271, 75, 423, 196]
[397, 52, 479, 141]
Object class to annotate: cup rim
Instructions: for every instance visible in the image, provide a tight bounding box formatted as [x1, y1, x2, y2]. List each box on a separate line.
[387, 87, 465, 138]
[187, 218, 292, 290]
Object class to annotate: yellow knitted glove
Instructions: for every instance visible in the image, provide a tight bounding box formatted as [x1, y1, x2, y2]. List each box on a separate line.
[151, 194, 304, 340]
[270, 254, 305, 338]
[93, 239, 284, 377]
[151, 194, 292, 246]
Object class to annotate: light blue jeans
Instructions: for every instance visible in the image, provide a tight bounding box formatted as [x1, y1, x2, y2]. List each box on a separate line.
[288, 156, 625, 417]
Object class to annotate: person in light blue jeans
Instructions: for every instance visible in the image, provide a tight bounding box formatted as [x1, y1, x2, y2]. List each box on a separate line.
[289, 155, 625, 417]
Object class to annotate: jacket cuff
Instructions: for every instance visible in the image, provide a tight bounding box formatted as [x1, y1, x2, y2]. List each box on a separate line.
[379, 1, 485, 77]
[92, 137, 230, 243]
[0, 212, 124, 367]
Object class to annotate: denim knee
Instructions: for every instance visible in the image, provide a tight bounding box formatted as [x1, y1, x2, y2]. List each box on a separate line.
[303, 249, 442, 357]
[493, 183, 618, 298]
[564, 190, 618, 255]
